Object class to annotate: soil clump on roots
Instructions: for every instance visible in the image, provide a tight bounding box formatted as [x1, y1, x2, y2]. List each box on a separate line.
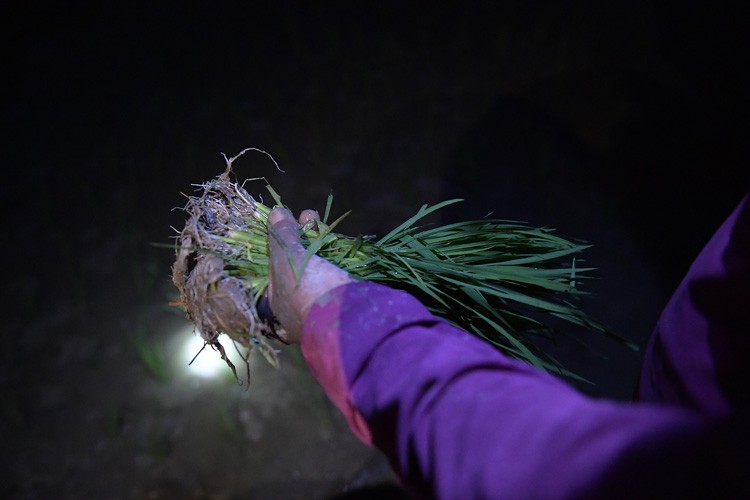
[171, 150, 283, 380]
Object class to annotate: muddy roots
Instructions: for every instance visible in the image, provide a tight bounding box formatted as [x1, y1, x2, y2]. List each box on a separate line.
[172, 153, 283, 376]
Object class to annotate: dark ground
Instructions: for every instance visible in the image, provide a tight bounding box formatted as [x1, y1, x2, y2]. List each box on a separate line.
[1, 2, 748, 499]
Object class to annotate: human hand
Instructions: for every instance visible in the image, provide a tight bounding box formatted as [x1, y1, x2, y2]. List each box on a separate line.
[267, 207, 353, 344]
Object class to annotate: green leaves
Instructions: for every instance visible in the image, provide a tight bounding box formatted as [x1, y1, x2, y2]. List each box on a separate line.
[292, 199, 632, 379]
[211, 185, 631, 380]
[376, 199, 464, 246]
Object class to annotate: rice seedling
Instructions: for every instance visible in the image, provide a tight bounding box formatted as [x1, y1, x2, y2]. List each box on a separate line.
[171, 149, 634, 382]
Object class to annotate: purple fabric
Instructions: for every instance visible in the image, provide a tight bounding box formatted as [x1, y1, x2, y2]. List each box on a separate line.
[301, 194, 749, 499]
[638, 194, 750, 416]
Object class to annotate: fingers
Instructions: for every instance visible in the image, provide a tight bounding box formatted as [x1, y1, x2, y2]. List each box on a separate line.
[266, 207, 353, 343]
[266, 208, 303, 343]
[268, 207, 305, 256]
[299, 209, 320, 226]
[267, 207, 303, 311]
[268, 207, 319, 227]
[268, 206, 294, 226]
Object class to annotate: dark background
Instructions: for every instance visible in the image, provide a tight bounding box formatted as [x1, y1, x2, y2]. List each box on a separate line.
[2, 2, 748, 499]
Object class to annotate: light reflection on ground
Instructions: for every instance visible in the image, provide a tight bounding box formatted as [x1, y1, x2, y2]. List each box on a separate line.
[179, 328, 247, 379]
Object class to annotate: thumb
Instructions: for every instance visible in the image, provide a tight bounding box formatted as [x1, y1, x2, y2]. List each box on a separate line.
[266, 207, 353, 342]
[266, 207, 305, 340]
[268, 207, 305, 265]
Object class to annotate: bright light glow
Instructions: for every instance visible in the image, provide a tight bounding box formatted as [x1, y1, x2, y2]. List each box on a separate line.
[179, 328, 247, 379]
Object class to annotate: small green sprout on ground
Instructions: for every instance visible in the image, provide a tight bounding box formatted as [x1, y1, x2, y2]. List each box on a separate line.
[171, 149, 634, 383]
[132, 326, 170, 384]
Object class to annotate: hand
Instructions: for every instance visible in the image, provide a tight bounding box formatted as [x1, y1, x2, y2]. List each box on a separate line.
[267, 207, 353, 344]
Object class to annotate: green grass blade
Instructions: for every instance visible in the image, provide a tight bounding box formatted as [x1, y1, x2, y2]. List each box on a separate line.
[376, 199, 464, 246]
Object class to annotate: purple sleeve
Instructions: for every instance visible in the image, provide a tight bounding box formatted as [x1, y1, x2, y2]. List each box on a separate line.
[299, 194, 749, 498]
[638, 194, 750, 416]
[301, 284, 704, 498]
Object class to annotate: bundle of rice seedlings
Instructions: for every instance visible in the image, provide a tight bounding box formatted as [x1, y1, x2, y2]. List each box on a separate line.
[172, 149, 633, 382]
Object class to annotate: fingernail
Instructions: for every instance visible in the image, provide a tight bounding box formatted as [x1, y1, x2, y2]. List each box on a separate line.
[299, 209, 320, 225]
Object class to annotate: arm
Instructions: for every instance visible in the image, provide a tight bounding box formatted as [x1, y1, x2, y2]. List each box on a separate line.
[267, 205, 745, 499]
[638, 194, 750, 416]
[302, 282, 707, 498]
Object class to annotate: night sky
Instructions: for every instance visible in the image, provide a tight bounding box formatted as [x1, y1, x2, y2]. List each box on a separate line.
[2, 2, 748, 498]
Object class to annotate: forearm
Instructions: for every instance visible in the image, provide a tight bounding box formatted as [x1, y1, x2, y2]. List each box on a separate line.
[301, 282, 704, 498]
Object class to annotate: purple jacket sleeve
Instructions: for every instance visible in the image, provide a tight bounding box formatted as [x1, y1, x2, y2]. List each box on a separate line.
[299, 194, 749, 499]
[638, 194, 750, 416]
